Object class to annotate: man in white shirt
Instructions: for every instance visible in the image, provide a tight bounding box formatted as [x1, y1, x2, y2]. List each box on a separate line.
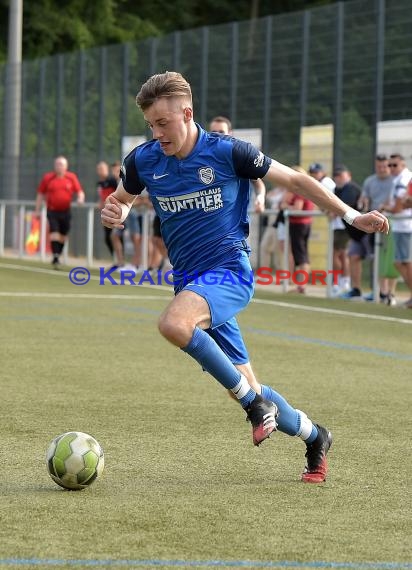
[309, 163, 350, 294]
[382, 154, 412, 308]
[360, 154, 398, 305]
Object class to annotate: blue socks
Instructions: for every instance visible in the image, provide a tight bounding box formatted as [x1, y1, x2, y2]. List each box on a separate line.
[183, 328, 319, 443]
[182, 327, 256, 408]
[260, 385, 299, 436]
[261, 385, 318, 443]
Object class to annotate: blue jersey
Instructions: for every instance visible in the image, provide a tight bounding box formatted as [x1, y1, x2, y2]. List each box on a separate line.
[120, 124, 271, 277]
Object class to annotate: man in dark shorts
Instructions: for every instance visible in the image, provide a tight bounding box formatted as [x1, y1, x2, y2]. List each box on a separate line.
[96, 161, 118, 266]
[332, 165, 366, 299]
[151, 214, 168, 270]
[35, 156, 84, 268]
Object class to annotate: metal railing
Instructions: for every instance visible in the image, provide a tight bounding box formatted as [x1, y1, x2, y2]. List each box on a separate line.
[1, 199, 410, 302]
[0, 200, 153, 268]
[282, 208, 412, 301]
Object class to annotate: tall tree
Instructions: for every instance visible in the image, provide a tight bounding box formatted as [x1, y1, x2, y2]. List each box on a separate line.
[0, 0, 340, 61]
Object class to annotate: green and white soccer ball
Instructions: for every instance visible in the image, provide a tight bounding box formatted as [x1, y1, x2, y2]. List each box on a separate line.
[46, 431, 104, 490]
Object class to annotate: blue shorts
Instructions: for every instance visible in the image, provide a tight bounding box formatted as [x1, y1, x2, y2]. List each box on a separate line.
[181, 249, 254, 364]
[206, 317, 249, 365]
[393, 232, 412, 262]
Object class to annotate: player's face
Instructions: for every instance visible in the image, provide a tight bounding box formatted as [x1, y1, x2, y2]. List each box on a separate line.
[144, 97, 193, 158]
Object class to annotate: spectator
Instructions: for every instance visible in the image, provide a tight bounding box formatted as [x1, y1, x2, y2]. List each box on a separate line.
[273, 190, 295, 275]
[308, 163, 336, 193]
[360, 154, 398, 305]
[34, 156, 84, 268]
[111, 161, 121, 181]
[403, 179, 412, 208]
[281, 166, 314, 294]
[110, 160, 150, 271]
[96, 161, 118, 267]
[208, 115, 266, 213]
[259, 185, 284, 269]
[381, 154, 412, 308]
[149, 214, 168, 271]
[309, 162, 350, 295]
[112, 196, 146, 271]
[333, 165, 367, 300]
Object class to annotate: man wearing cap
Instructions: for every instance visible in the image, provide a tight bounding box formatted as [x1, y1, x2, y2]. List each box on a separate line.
[309, 163, 350, 294]
[381, 154, 412, 308]
[308, 163, 335, 193]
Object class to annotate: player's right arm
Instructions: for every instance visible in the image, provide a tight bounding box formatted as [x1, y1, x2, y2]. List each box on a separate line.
[101, 181, 136, 229]
[101, 149, 145, 229]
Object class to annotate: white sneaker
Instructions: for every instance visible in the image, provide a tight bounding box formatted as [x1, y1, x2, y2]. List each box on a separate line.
[386, 294, 397, 306]
[119, 263, 136, 272]
[331, 284, 342, 298]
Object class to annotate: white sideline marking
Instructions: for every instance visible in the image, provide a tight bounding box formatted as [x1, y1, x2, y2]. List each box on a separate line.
[1, 261, 412, 325]
[0, 262, 172, 293]
[0, 292, 170, 301]
[252, 298, 412, 325]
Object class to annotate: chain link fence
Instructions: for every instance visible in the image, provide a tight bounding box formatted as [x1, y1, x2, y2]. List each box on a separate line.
[0, 0, 411, 236]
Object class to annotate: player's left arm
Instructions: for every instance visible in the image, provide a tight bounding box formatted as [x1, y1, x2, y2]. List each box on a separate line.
[263, 159, 389, 234]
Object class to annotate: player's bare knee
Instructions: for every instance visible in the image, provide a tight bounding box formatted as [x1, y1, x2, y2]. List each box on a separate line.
[158, 312, 193, 347]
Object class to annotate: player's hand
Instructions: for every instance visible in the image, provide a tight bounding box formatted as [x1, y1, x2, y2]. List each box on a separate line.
[101, 194, 126, 229]
[352, 210, 389, 234]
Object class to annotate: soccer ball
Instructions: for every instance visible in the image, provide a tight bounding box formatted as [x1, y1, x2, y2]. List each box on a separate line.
[46, 431, 104, 490]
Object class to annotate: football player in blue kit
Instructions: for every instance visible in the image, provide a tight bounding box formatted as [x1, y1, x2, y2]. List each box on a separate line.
[101, 72, 389, 483]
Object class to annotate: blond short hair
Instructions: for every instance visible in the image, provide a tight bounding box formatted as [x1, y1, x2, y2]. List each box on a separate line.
[136, 71, 192, 111]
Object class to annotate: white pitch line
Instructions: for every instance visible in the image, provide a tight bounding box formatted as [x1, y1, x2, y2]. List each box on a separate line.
[0, 292, 170, 300]
[2, 261, 412, 325]
[0, 262, 173, 292]
[252, 298, 412, 325]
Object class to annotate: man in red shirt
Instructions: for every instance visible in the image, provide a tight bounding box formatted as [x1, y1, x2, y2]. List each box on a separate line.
[35, 156, 85, 268]
[281, 166, 315, 293]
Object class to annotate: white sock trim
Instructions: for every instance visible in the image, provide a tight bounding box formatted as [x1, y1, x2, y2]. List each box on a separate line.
[296, 409, 313, 441]
[231, 374, 251, 400]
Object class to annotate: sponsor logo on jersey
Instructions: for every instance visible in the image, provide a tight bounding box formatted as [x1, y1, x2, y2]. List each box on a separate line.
[254, 151, 265, 168]
[198, 167, 215, 185]
[156, 187, 223, 213]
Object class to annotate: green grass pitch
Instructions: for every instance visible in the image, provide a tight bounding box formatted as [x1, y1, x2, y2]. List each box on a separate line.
[0, 259, 411, 570]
